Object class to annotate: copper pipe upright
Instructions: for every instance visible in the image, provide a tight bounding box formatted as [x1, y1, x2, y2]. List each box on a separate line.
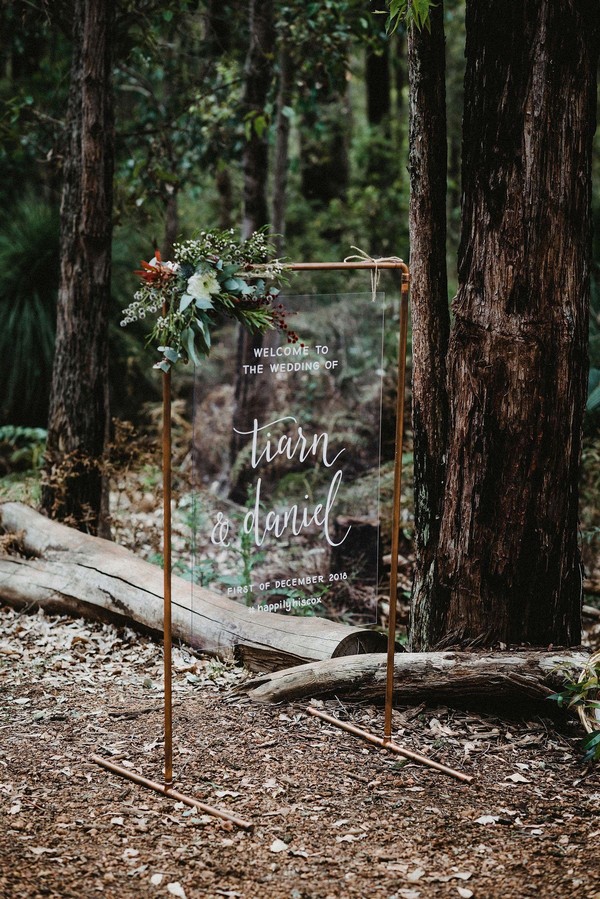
[384, 274, 410, 741]
[162, 364, 173, 788]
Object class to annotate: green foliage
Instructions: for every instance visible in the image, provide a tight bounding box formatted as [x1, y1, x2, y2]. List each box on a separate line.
[549, 657, 600, 763]
[0, 426, 47, 474]
[386, 0, 434, 33]
[0, 3, 70, 207]
[0, 195, 59, 426]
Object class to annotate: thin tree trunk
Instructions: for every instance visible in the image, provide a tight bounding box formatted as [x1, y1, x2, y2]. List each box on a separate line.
[42, 0, 115, 535]
[299, 91, 350, 205]
[241, 0, 274, 239]
[415, 0, 599, 648]
[407, 4, 450, 648]
[366, 40, 390, 126]
[272, 43, 292, 255]
[216, 165, 233, 230]
[163, 188, 179, 260]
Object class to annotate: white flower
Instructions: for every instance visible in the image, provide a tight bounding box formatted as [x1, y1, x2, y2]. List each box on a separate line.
[186, 270, 219, 301]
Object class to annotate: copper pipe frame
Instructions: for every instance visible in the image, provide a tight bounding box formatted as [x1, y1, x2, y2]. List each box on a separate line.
[91, 754, 253, 829]
[307, 708, 472, 784]
[93, 259, 413, 822]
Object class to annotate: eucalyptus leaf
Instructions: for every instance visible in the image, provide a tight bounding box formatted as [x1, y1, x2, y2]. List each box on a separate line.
[181, 327, 203, 367]
[163, 347, 179, 364]
[195, 316, 211, 352]
[194, 296, 214, 310]
[179, 293, 194, 312]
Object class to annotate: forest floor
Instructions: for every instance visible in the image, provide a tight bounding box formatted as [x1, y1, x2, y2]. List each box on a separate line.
[1, 604, 599, 899]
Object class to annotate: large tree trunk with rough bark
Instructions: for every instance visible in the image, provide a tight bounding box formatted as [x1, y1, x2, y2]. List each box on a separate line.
[41, 0, 115, 535]
[411, 0, 599, 649]
[407, 3, 450, 645]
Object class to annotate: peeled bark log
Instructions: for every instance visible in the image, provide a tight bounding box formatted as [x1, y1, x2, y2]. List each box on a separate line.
[0, 503, 384, 672]
[239, 649, 590, 704]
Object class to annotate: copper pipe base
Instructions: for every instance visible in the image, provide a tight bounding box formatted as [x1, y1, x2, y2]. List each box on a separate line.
[307, 708, 473, 784]
[91, 754, 253, 829]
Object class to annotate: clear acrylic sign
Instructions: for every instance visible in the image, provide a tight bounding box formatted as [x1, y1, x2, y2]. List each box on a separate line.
[185, 292, 386, 627]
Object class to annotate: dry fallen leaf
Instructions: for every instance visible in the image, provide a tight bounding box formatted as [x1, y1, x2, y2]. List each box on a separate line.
[475, 815, 499, 825]
[150, 873, 163, 886]
[406, 868, 425, 882]
[506, 773, 529, 783]
[269, 839, 289, 853]
[167, 883, 187, 899]
[457, 888, 474, 898]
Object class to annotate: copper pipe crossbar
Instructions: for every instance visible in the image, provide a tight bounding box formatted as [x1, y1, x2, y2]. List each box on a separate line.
[307, 708, 473, 784]
[91, 755, 253, 829]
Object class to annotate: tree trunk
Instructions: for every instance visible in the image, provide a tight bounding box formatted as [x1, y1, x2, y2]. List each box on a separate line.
[239, 648, 590, 704]
[299, 92, 350, 205]
[406, 4, 450, 648]
[216, 164, 233, 230]
[41, 0, 115, 535]
[413, 0, 599, 649]
[272, 43, 293, 255]
[241, 0, 274, 240]
[366, 38, 390, 126]
[163, 188, 179, 261]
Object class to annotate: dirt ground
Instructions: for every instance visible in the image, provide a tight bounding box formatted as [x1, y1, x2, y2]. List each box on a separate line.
[1, 605, 599, 899]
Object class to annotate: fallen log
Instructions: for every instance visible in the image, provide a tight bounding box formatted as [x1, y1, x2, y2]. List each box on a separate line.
[238, 649, 590, 704]
[0, 502, 385, 672]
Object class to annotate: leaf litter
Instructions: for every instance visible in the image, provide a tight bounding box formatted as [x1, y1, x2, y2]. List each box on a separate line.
[0, 603, 598, 898]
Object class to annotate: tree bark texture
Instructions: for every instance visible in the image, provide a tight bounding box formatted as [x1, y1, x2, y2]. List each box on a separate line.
[412, 0, 599, 649]
[407, 4, 450, 647]
[0, 503, 383, 673]
[42, 0, 115, 535]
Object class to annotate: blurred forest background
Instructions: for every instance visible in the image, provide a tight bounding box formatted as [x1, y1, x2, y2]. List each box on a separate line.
[0, 0, 599, 622]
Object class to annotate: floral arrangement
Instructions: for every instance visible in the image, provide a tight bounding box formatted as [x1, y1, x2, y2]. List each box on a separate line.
[121, 228, 296, 371]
